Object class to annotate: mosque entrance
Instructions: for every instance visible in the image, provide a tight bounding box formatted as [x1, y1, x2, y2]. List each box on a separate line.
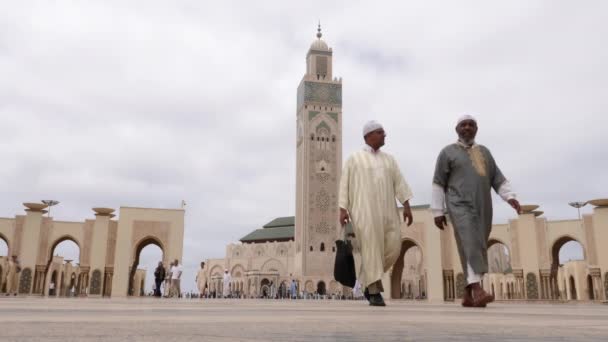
[128, 237, 163, 296]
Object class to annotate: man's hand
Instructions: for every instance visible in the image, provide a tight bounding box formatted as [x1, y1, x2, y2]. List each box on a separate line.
[508, 199, 521, 214]
[339, 208, 350, 226]
[434, 215, 447, 230]
[402, 201, 413, 226]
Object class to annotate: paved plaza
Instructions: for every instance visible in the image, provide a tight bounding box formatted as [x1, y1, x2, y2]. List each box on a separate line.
[0, 298, 607, 341]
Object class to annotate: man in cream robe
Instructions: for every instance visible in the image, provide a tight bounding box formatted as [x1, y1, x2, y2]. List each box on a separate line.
[339, 120, 414, 306]
[5, 256, 21, 296]
[195, 262, 207, 298]
[222, 269, 231, 298]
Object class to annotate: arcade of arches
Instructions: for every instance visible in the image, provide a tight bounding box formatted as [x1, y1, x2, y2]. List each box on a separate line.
[205, 203, 608, 302]
[0, 203, 184, 297]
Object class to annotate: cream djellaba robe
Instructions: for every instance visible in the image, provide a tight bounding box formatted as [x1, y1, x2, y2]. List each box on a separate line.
[196, 268, 207, 295]
[339, 146, 413, 288]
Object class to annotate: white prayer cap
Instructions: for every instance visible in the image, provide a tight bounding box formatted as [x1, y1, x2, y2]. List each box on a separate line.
[363, 120, 383, 137]
[457, 114, 477, 126]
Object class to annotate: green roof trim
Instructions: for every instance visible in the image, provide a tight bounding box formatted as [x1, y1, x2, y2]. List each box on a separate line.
[240, 226, 294, 243]
[241, 216, 355, 243]
[263, 216, 295, 228]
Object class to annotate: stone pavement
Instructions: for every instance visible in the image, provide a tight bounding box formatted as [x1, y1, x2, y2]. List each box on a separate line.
[0, 297, 607, 341]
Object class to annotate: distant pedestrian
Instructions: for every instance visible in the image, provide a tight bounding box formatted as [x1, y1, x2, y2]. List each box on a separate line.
[154, 261, 165, 297]
[170, 259, 183, 298]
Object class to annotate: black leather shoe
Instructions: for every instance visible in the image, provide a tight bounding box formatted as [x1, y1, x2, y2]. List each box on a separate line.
[369, 293, 386, 306]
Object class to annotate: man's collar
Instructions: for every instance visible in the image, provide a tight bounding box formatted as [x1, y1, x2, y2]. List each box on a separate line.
[363, 144, 381, 153]
[456, 139, 477, 149]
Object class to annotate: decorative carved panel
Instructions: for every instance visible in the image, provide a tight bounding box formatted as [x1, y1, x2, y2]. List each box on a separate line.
[315, 190, 330, 212]
[604, 272, 608, 299]
[301, 81, 342, 106]
[526, 272, 539, 299]
[455, 273, 465, 298]
[19, 268, 32, 294]
[90, 269, 102, 295]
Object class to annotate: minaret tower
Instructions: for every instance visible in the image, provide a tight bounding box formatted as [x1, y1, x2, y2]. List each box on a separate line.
[294, 25, 343, 282]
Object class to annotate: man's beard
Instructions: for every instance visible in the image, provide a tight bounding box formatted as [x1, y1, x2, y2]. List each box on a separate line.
[458, 136, 475, 146]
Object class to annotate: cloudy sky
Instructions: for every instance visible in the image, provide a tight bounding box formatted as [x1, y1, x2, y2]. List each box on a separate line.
[1, 1, 605, 292]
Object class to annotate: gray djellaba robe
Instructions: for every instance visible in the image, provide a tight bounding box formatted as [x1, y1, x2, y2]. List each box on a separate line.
[433, 142, 507, 278]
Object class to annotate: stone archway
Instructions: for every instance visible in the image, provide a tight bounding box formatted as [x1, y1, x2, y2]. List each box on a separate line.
[550, 236, 585, 300]
[260, 278, 270, 298]
[128, 237, 164, 296]
[487, 239, 512, 273]
[0, 233, 9, 259]
[42, 236, 81, 296]
[390, 239, 421, 299]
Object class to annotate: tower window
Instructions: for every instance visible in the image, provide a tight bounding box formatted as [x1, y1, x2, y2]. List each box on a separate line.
[332, 246, 336, 252]
[310, 246, 313, 252]
[320, 243, 325, 252]
[316, 56, 328, 76]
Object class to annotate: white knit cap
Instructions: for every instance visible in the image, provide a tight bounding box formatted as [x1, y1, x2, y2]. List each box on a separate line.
[457, 114, 477, 126]
[362, 120, 383, 137]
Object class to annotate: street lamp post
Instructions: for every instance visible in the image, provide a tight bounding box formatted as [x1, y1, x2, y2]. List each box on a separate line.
[41, 200, 60, 218]
[568, 201, 588, 220]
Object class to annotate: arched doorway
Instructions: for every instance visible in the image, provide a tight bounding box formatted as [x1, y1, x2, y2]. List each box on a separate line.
[260, 278, 270, 298]
[317, 281, 326, 295]
[390, 239, 422, 299]
[587, 275, 595, 300]
[128, 237, 164, 296]
[0, 236, 7, 293]
[569, 276, 577, 300]
[487, 240, 512, 274]
[550, 237, 585, 300]
[43, 237, 80, 296]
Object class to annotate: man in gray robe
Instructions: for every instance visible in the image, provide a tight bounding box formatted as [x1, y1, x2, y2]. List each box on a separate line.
[431, 115, 521, 307]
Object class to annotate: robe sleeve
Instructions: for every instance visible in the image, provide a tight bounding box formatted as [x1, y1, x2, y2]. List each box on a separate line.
[484, 146, 508, 193]
[338, 157, 352, 210]
[431, 183, 446, 217]
[391, 156, 413, 204]
[433, 148, 450, 188]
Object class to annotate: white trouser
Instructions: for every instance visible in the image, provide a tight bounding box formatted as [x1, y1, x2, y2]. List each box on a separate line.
[467, 262, 482, 285]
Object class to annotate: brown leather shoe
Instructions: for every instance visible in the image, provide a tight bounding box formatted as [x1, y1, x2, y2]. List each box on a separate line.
[462, 286, 474, 307]
[470, 283, 494, 307]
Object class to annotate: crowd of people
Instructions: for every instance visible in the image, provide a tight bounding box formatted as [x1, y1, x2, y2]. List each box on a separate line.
[150, 258, 184, 298]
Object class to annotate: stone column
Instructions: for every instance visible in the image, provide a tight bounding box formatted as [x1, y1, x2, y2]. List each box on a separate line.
[424, 212, 444, 302]
[19, 203, 48, 294]
[88, 208, 113, 296]
[511, 211, 541, 299]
